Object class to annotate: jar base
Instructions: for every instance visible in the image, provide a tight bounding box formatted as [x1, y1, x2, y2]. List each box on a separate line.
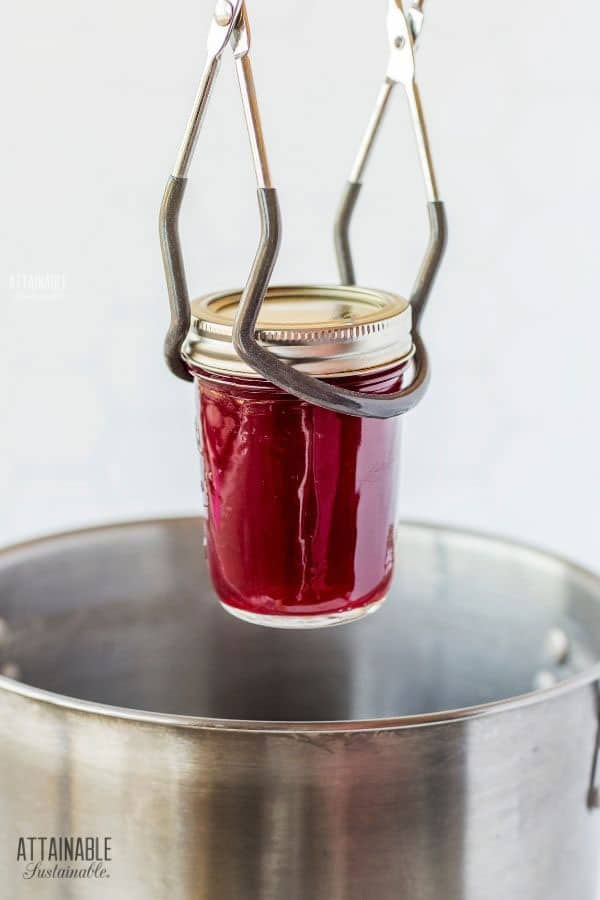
[219, 596, 387, 630]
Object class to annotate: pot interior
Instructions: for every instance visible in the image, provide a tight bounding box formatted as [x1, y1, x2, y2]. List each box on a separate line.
[0, 519, 598, 721]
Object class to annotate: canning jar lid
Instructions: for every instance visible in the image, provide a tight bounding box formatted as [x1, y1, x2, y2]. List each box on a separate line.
[182, 284, 414, 378]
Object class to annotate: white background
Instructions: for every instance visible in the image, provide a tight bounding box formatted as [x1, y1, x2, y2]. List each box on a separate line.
[1, 0, 598, 570]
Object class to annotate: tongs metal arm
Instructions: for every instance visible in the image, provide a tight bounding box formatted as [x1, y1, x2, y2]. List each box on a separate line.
[235, 0, 443, 418]
[334, 0, 447, 328]
[159, 0, 278, 381]
[235, 0, 444, 420]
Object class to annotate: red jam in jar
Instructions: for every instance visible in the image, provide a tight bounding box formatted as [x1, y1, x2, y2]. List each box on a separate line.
[183, 286, 415, 628]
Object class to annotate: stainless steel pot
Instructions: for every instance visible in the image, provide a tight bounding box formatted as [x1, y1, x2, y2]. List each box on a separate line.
[0, 518, 599, 899]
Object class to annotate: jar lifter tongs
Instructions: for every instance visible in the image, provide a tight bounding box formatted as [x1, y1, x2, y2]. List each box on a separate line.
[160, 0, 447, 419]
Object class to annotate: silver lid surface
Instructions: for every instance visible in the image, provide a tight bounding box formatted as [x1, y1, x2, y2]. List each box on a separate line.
[183, 285, 414, 378]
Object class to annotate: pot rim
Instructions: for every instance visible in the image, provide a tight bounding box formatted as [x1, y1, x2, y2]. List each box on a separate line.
[1, 516, 599, 734]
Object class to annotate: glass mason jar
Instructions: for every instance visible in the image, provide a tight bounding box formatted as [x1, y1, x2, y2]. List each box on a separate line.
[183, 285, 415, 629]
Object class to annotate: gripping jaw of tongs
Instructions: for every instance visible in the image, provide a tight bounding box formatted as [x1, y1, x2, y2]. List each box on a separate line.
[160, 0, 447, 419]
